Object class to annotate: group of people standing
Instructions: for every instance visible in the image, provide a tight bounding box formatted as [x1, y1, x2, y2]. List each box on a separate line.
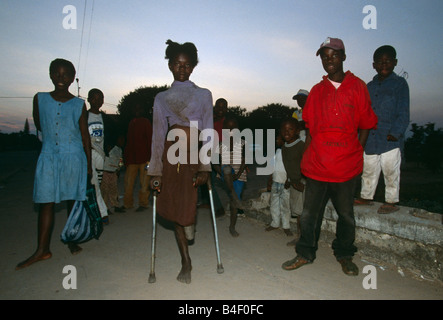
[16, 36, 409, 285]
[265, 37, 409, 277]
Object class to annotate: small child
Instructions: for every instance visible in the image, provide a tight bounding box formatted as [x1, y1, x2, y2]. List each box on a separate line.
[266, 134, 292, 235]
[213, 116, 247, 237]
[355, 45, 410, 214]
[101, 134, 125, 214]
[280, 118, 305, 238]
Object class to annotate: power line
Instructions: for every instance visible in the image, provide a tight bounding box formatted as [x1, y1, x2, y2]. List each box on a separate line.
[0, 96, 118, 109]
[77, 0, 88, 79]
[82, 0, 95, 81]
[0, 96, 33, 99]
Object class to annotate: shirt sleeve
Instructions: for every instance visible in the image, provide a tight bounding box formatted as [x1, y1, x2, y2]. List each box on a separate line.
[147, 95, 168, 176]
[358, 81, 378, 130]
[390, 78, 410, 139]
[198, 90, 214, 172]
[301, 85, 316, 129]
[145, 118, 153, 161]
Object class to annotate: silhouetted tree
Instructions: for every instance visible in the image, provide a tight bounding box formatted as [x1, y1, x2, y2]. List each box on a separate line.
[226, 106, 248, 130]
[241, 103, 295, 155]
[117, 85, 169, 133]
[405, 123, 424, 166]
[405, 122, 443, 172]
[245, 103, 295, 131]
[0, 131, 41, 151]
[24, 118, 30, 135]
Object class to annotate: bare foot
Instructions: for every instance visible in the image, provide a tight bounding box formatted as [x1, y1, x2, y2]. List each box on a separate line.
[229, 226, 239, 237]
[177, 263, 192, 284]
[15, 252, 52, 270]
[68, 243, 82, 255]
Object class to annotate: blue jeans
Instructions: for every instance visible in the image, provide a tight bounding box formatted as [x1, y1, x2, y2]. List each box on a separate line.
[296, 176, 358, 262]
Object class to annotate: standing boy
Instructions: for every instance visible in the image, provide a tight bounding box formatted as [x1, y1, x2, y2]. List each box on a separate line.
[355, 45, 410, 214]
[266, 134, 290, 234]
[213, 116, 246, 237]
[87, 88, 110, 224]
[282, 37, 377, 276]
[123, 103, 153, 211]
[292, 89, 309, 143]
[281, 118, 305, 236]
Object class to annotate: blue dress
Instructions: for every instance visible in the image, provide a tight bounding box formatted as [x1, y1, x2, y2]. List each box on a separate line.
[33, 92, 87, 203]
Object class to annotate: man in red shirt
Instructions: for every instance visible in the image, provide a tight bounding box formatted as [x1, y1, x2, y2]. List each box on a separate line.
[123, 103, 153, 211]
[282, 37, 377, 276]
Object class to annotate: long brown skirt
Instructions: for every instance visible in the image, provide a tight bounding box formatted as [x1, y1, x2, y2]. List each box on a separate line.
[157, 139, 199, 226]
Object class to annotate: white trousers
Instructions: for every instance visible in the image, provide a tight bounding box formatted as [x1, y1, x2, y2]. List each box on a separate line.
[360, 148, 401, 203]
[270, 182, 290, 229]
[91, 149, 108, 218]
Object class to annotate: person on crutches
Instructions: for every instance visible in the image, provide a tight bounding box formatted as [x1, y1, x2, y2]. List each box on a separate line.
[148, 39, 214, 284]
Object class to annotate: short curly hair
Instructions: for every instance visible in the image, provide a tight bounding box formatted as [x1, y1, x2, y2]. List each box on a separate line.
[49, 58, 76, 76]
[373, 45, 397, 61]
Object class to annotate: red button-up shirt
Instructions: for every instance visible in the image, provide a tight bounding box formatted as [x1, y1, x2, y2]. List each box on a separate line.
[124, 117, 153, 165]
[301, 71, 378, 182]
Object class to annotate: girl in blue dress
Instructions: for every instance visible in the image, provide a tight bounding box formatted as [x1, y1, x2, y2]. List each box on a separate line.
[16, 59, 92, 270]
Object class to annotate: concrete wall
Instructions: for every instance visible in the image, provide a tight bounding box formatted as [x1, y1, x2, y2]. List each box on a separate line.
[246, 192, 443, 282]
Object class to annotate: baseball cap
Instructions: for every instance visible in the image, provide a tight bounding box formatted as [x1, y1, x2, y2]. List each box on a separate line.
[316, 37, 345, 56]
[292, 89, 309, 100]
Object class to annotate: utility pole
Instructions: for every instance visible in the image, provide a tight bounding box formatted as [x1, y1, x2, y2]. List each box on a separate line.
[76, 78, 80, 97]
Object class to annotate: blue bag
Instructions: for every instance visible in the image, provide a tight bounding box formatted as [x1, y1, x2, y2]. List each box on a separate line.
[61, 182, 104, 244]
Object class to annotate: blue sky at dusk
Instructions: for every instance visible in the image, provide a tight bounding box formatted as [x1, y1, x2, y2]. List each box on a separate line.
[1, 0, 442, 133]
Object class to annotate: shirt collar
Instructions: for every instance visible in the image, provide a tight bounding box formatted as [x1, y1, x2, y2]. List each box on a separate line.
[373, 72, 397, 83]
[284, 138, 301, 147]
[171, 80, 195, 87]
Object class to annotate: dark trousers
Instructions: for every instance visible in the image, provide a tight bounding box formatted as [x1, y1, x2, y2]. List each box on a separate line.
[296, 176, 358, 262]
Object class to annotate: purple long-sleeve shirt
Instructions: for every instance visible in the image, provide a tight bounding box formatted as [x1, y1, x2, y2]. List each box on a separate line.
[147, 80, 214, 176]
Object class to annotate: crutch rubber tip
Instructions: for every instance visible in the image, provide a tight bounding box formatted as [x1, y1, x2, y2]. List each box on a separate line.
[148, 273, 156, 283]
[217, 264, 224, 274]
